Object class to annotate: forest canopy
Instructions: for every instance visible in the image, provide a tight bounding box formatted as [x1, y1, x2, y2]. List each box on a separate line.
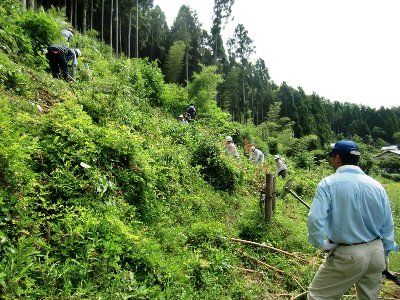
[8, 0, 400, 144]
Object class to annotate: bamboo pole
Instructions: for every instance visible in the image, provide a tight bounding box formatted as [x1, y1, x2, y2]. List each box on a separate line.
[68, 74, 77, 83]
[231, 266, 263, 275]
[239, 250, 306, 292]
[230, 237, 309, 264]
[291, 291, 308, 300]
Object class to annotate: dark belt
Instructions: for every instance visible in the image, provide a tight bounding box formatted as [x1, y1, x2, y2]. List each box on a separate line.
[331, 237, 379, 247]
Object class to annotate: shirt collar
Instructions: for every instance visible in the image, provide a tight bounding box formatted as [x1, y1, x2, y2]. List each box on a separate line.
[336, 165, 364, 174]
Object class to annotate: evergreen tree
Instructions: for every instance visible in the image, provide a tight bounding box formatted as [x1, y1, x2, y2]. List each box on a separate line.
[227, 24, 255, 123]
[169, 5, 204, 83]
[165, 40, 185, 83]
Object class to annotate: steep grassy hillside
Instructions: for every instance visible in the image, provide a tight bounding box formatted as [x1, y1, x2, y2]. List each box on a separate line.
[1, 5, 399, 300]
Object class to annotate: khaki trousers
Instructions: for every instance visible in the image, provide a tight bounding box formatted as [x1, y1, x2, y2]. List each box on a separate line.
[307, 239, 385, 300]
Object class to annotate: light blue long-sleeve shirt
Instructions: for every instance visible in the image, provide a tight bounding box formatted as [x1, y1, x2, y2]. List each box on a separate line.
[307, 165, 397, 252]
[248, 148, 264, 164]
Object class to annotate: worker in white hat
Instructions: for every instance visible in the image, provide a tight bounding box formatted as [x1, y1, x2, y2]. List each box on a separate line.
[178, 114, 188, 124]
[248, 146, 264, 166]
[274, 154, 287, 178]
[224, 136, 240, 160]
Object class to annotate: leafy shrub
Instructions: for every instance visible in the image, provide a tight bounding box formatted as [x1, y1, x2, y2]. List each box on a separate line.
[381, 172, 400, 182]
[0, 53, 31, 96]
[188, 65, 225, 121]
[0, 23, 33, 62]
[138, 58, 165, 106]
[17, 10, 59, 55]
[0, 96, 37, 191]
[311, 149, 326, 163]
[0, 0, 20, 14]
[378, 156, 400, 174]
[237, 217, 265, 241]
[0, 3, 35, 63]
[186, 221, 227, 249]
[359, 152, 376, 174]
[192, 140, 241, 192]
[160, 83, 188, 115]
[229, 126, 249, 148]
[267, 137, 279, 155]
[293, 151, 315, 169]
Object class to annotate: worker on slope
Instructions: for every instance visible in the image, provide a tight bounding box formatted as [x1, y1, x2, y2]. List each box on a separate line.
[45, 44, 81, 81]
[186, 103, 196, 122]
[224, 136, 240, 161]
[61, 28, 74, 46]
[274, 154, 287, 178]
[178, 114, 188, 124]
[248, 146, 265, 166]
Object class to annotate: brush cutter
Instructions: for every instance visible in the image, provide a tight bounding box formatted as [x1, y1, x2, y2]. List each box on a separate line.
[280, 180, 310, 209]
[383, 269, 400, 285]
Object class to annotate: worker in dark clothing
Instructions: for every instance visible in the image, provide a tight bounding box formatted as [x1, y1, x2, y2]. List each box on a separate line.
[45, 44, 81, 80]
[186, 103, 196, 122]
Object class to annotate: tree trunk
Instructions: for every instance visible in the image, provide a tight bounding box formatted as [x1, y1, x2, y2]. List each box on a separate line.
[242, 72, 246, 124]
[90, 0, 93, 30]
[115, 0, 118, 56]
[135, 0, 138, 58]
[251, 92, 254, 123]
[28, 0, 34, 9]
[150, 23, 154, 59]
[128, 10, 132, 57]
[110, 0, 113, 54]
[185, 46, 189, 82]
[74, 0, 77, 28]
[70, 0, 73, 25]
[214, 36, 218, 63]
[261, 100, 264, 123]
[101, 0, 104, 41]
[20, 0, 26, 10]
[119, 17, 122, 55]
[82, 0, 87, 35]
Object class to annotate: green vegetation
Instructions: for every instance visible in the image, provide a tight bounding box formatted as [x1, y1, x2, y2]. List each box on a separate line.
[0, 3, 399, 299]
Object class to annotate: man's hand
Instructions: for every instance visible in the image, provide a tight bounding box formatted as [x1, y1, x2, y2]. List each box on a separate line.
[320, 240, 337, 251]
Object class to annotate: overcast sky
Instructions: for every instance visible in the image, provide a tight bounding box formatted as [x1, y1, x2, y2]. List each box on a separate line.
[153, 0, 400, 109]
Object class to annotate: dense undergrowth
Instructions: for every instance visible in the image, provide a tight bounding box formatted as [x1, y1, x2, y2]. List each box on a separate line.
[1, 4, 399, 299]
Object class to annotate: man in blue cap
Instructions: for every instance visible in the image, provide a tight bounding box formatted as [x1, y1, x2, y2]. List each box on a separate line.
[307, 140, 397, 299]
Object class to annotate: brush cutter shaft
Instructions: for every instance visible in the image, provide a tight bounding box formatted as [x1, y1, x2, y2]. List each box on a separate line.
[287, 189, 311, 209]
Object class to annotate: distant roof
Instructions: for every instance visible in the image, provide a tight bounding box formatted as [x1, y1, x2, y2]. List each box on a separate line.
[380, 145, 399, 151]
[387, 150, 400, 155]
[375, 149, 400, 159]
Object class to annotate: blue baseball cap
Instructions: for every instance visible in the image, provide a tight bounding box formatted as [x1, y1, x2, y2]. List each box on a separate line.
[327, 140, 361, 156]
